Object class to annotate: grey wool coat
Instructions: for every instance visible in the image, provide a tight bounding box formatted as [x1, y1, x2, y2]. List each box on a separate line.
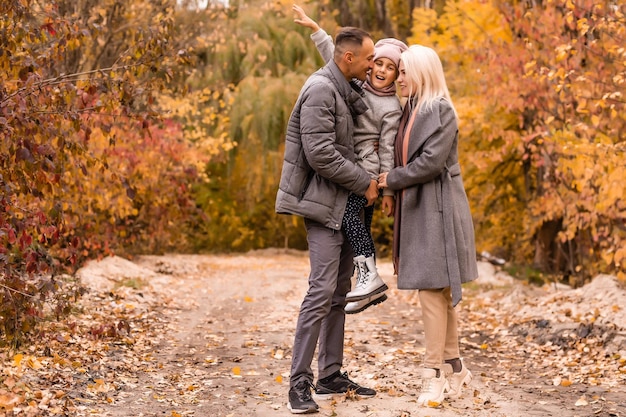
[386, 98, 478, 306]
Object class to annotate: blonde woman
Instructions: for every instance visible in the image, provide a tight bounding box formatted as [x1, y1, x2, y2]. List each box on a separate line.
[378, 45, 478, 405]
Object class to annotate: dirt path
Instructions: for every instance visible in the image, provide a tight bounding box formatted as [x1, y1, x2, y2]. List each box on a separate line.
[74, 250, 626, 417]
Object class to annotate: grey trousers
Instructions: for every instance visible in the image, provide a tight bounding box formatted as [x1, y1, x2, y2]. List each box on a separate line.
[289, 218, 354, 387]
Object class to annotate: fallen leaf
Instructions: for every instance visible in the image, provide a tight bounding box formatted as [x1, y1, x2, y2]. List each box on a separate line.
[13, 354, 23, 367]
[3, 377, 16, 389]
[0, 393, 24, 410]
[575, 395, 588, 406]
[26, 356, 43, 370]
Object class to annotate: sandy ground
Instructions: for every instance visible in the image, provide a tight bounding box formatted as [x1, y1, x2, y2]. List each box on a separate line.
[70, 250, 626, 417]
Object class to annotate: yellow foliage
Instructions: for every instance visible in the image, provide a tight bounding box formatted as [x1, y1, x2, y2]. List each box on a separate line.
[157, 86, 236, 162]
[409, 0, 512, 53]
[409, 0, 626, 281]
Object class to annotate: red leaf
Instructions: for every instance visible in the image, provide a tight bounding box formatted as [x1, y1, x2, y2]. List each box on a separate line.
[7, 228, 17, 244]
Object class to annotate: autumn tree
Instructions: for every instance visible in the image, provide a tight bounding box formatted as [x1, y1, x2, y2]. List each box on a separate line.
[409, 0, 626, 283]
[0, 0, 213, 344]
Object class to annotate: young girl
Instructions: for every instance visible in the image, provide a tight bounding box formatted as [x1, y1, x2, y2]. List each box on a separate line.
[378, 45, 478, 405]
[294, 5, 407, 314]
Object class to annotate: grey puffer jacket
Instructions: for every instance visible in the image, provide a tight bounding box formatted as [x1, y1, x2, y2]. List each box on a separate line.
[275, 61, 372, 230]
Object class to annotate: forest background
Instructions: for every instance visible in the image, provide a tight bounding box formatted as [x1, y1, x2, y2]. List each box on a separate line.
[1, 0, 625, 345]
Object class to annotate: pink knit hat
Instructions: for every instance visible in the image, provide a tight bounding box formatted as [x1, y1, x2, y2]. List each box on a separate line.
[373, 38, 409, 68]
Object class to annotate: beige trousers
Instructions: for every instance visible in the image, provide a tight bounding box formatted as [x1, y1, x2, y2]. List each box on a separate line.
[419, 287, 460, 369]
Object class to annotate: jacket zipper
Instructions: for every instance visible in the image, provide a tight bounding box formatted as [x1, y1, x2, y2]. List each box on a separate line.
[298, 171, 314, 202]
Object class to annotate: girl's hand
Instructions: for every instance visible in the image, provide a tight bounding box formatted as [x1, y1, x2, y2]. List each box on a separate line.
[293, 5, 320, 32]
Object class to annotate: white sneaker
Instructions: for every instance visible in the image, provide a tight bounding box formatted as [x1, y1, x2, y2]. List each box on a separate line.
[417, 368, 450, 406]
[345, 292, 387, 314]
[447, 360, 472, 397]
[345, 256, 388, 302]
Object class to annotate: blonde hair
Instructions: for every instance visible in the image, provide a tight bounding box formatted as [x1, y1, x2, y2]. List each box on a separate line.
[401, 45, 457, 118]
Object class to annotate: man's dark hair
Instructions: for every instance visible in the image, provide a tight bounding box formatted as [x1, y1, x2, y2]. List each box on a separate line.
[334, 27, 371, 59]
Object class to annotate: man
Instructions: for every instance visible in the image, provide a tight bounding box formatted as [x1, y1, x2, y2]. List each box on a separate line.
[275, 27, 379, 414]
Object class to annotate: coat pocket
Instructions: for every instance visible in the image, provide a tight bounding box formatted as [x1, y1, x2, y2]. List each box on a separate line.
[435, 177, 443, 212]
[298, 169, 315, 202]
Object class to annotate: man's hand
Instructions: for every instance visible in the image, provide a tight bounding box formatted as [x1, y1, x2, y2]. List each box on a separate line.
[365, 179, 378, 206]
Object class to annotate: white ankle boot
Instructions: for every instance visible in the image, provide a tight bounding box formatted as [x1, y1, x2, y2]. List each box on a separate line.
[345, 255, 388, 302]
[447, 359, 472, 397]
[417, 367, 450, 406]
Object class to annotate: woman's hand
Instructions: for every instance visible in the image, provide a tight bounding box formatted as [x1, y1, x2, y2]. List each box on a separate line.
[381, 195, 394, 217]
[378, 172, 389, 188]
[293, 5, 320, 32]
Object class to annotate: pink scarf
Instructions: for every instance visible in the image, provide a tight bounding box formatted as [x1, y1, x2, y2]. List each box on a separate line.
[391, 102, 416, 274]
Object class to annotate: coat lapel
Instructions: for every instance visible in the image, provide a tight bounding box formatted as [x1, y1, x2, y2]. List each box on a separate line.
[406, 103, 442, 163]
